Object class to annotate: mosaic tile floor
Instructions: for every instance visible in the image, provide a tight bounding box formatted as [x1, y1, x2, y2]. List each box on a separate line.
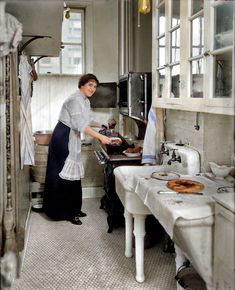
[12, 198, 176, 290]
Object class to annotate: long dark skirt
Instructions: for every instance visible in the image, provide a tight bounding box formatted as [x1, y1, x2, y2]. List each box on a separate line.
[43, 121, 82, 220]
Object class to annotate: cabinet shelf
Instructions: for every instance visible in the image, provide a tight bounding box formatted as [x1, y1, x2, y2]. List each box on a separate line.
[211, 0, 231, 8]
[210, 45, 233, 55]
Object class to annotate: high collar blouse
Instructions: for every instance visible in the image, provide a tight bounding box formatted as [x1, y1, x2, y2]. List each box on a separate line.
[58, 90, 93, 180]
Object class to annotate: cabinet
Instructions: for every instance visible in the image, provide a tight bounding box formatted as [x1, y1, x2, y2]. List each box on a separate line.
[6, 1, 63, 57]
[152, 0, 234, 115]
[213, 193, 235, 289]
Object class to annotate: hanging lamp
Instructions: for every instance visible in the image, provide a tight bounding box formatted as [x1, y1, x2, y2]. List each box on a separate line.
[138, 0, 151, 15]
[64, 2, 71, 19]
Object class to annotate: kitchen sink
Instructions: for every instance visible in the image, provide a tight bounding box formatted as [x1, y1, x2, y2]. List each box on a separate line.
[114, 142, 205, 284]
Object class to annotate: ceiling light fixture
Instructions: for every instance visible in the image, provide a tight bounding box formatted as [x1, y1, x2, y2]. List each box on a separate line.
[63, 2, 70, 19]
[65, 8, 71, 19]
[138, 0, 151, 15]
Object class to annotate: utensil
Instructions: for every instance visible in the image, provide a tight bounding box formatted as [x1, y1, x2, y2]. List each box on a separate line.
[157, 190, 203, 195]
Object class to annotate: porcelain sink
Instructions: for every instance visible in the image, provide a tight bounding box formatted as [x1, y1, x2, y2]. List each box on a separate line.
[115, 165, 164, 214]
[113, 142, 202, 284]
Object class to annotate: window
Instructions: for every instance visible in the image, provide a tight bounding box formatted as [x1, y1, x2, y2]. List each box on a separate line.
[156, 1, 166, 98]
[36, 9, 84, 75]
[189, 0, 204, 98]
[169, 0, 180, 98]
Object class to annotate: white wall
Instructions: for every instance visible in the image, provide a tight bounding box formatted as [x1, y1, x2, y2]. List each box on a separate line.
[165, 109, 234, 171]
[92, 0, 119, 81]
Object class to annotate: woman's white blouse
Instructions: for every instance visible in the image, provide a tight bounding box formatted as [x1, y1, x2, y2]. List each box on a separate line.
[58, 90, 92, 180]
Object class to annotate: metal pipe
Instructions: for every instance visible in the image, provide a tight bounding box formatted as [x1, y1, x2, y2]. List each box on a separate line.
[119, 0, 125, 76]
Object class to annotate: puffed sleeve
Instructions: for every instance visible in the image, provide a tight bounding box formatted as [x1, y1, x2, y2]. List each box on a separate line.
[65, 96, 91, 132]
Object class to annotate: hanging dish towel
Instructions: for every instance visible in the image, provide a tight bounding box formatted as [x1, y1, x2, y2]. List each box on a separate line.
[141, 107, 158, 165]
[19, 54, 35, 169]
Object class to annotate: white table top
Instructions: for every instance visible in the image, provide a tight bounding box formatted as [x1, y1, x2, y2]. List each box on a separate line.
[133, 174, 232, 238]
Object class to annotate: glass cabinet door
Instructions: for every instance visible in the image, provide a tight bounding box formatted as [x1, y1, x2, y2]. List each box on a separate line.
[155, 0, 181, 100]
[188, 0, 204, 98]
[156, 0, 166, 98]
[213, 51, 232, 98]
[169, 0, 180, 98]
[210, 0, 234, 100]
[213, 0, 233, 50]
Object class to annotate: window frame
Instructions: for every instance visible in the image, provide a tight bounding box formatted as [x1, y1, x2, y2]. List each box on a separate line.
[36, 8, 85, 76]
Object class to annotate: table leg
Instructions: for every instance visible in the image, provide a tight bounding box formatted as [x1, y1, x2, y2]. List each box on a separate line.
[174, 244, 188, 290]
[133, 214, 146, 283]
[124, 209, 133, 258]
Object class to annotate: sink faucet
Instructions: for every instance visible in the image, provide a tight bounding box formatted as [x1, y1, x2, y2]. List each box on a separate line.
[160, 142, 169, 156]
[168, 149, 181, 165]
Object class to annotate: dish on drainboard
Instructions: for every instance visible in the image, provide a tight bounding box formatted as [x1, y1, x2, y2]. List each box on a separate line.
[167, 178, 204, 193]
[151, 171, 180, 181]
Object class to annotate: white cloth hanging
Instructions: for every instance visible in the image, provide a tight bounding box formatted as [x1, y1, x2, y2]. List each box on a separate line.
[19, 54, 35, 169]
[0, 2, 7, 45]
[0, 10, 22, 57]
[141, 106, 158, 165]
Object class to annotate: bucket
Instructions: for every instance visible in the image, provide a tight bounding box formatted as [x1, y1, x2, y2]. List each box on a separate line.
[32, 144, 49, 183]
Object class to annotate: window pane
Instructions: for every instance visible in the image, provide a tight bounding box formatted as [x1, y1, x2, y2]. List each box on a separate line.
[191, 0, 203, 15]
[172, 0, 180, 27]
[158, 37, 165, 67]
[158, 4, 165, 35]
[171, 65, 180, 98]
[171, 29, 180, 63]
[157, 68, 166, 98]
[214, 2, 233, 49]
[191, 58, 204, 98]
[38, 57, 60, 74]
[61, 44, 82, 75]
[214, 52, 232, 98]
[192, 16, 204, 57]
[62, 11, 82, 43]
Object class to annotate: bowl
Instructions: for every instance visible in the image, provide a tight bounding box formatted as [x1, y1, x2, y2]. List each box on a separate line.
[209, 162, 232, 178]
[34, 130, 52, 145]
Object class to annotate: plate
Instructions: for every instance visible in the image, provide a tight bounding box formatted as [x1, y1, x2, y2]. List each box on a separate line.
[109, 137, 122, 146]
[123, 151, 141, 157]
[151, 171, 180, 181]
[167, 178, 204, 193]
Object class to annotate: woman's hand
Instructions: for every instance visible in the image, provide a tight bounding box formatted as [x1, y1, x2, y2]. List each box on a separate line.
[84, 127, 111, 144]
[99, 135, 112, 145]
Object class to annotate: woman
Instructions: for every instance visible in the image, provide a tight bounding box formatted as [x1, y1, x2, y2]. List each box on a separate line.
[43, 74, 111, 225]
